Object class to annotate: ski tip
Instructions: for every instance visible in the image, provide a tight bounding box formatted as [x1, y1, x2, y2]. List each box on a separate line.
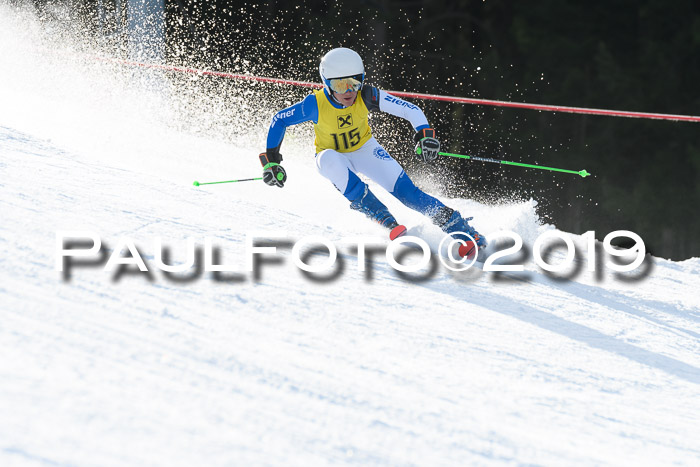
[458, 241, 477, 260]
[389, 225, 408, 241]
[193, 181, 200, 186]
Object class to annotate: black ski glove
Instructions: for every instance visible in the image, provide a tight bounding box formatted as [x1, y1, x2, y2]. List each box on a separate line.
[259, 151, 287, 188]
[414, 128, 441, 162]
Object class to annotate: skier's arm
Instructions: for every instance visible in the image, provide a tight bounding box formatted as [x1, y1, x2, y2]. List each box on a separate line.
[260, 94, 318, 187]
[361, 86, 440, 162]
[265, 94, 319, 155]
[360, 86, 429, 131]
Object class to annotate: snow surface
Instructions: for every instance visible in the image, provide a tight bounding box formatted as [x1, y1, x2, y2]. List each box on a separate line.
[1, 5, 700, 466]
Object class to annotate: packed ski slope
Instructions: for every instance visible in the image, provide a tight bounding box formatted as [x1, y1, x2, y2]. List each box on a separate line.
[2, 6, 700, 466]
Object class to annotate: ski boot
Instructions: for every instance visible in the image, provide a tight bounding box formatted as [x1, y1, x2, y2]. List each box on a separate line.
[350, 186, 407, 240]
[433, 207, 486, 259]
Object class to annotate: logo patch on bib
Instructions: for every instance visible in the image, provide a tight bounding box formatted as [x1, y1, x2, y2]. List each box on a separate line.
[373, 147, 391, 160]
[337, 114, 353, 128]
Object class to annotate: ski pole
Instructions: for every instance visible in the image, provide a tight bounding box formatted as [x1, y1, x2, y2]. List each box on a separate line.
[192, 177, 262, 186]
[437, 151, 591, 178]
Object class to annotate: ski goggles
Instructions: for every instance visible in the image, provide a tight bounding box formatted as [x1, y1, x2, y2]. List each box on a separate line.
[327, 75, 363, 94]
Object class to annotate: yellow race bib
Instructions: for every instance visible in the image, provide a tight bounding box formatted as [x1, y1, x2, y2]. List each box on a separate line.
[314, 89, 372, 154]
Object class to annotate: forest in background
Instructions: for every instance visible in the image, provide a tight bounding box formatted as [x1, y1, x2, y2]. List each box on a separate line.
[27, 0, 700, 259]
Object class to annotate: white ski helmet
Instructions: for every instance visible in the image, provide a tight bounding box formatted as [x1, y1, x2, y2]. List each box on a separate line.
[319, 47, 365, 94]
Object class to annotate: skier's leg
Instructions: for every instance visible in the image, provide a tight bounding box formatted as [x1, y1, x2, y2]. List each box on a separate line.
[390, 171, 444, 218]
[353, 139, 486, 248]
[392, 172, 487, 248]
[351, 138, 444, 216]
[349, 138, 441, 214]
[315, 148, 363, 200]
[315, 149, 403, 235]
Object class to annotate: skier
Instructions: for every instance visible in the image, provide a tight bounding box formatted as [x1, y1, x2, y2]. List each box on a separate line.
[259, 47, 486, 258]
